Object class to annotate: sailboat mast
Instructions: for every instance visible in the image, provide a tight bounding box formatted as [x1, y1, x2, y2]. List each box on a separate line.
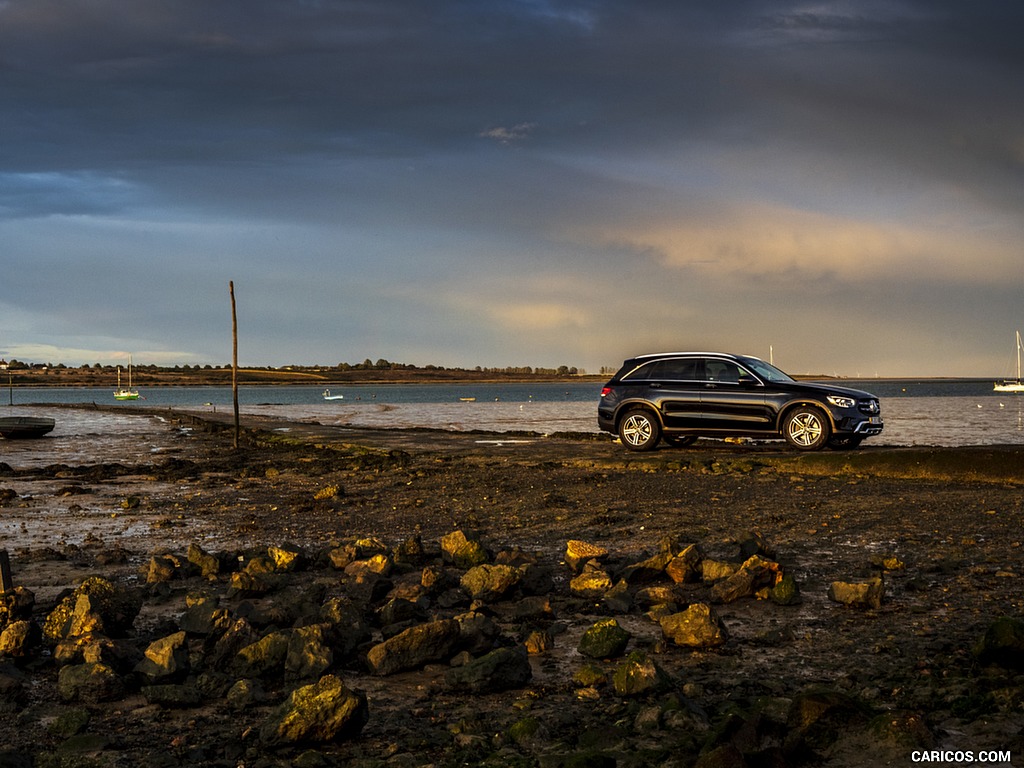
[1017, 331, 1021, 381]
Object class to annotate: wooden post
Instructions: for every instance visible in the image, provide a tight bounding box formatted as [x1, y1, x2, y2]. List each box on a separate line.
[0, 549, 13, 593]
[230, 280, 239, 450]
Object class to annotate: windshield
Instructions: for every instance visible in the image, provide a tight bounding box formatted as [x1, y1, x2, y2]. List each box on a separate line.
[741, 357, 795, 383]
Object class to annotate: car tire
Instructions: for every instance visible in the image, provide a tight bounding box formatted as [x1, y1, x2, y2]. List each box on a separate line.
[663, 435, 698, 448]
[783, 406, 831, 451]
[618, 409, 661, 451]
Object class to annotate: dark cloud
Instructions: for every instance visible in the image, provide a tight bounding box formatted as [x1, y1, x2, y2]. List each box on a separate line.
[1, 0, 1022, 374]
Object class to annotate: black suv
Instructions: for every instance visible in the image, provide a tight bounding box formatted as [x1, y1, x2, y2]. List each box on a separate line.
[598, 352, 883, 451]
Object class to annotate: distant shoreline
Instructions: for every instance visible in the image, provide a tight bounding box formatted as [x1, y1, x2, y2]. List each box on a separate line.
[0, 373, 1004, 388]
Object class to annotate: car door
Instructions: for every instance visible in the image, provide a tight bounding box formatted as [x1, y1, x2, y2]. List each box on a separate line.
[698, 359, 773, 431]
[645, 358, 703, 429]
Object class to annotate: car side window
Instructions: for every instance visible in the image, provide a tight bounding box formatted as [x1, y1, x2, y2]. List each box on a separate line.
[704, 360, 741, 384]
[621, 362, 652, 381]
[655, 359, 699, 381]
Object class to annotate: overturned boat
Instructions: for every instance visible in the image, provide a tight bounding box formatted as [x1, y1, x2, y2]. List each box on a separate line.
[0, 416, 56, 439]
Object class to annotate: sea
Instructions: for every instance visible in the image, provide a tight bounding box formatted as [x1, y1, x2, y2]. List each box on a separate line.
[1, 379, 1023, 456]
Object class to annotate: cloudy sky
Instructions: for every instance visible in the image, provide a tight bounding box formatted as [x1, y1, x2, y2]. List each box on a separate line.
[2, 1, 1022, 377]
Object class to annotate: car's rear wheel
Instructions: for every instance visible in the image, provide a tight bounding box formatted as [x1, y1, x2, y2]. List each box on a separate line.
[783, 406, 830, 451]
[618, 409, 661, 451]
[663, 435, 697, 448]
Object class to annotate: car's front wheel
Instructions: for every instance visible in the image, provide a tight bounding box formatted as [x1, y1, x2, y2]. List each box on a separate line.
[783, 406, 831, 451]
[618, 409, 661, 451]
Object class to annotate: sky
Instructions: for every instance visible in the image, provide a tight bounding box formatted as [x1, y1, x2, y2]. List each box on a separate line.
[2, 0, 1023, 378]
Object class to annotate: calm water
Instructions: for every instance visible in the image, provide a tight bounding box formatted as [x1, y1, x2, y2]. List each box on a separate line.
[2, 379, 1023, 448]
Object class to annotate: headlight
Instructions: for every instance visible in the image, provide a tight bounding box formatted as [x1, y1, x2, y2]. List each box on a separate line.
[827, 394, 856, 409]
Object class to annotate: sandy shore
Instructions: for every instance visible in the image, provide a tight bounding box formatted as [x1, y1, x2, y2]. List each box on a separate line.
[1, 410, 1023, 766]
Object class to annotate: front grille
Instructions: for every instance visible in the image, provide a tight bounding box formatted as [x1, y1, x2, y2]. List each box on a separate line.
[858, 399, 880, 415]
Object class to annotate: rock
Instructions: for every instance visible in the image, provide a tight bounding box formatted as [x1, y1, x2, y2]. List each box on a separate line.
[227, 570, 275, 597]
[365, 619, 460, 675]
[187, 543, 222, 578]
[0, 620, 39, 659]
[259, 674, 368, 746]
[711, 555, 781, 603]
[492, 595, 553, 621]
[444, 646, 532, 693]
[232, 630, 291, 678]
[454, 611, 499, 655]
[602, 579, 633, 613]
[42, 576, 142, 643]
[634, 585, 681, 609]
[974, 616, 1024, 668]
[828, 577, 884, 609]
[621, 536, 678, 582]
[286, 624, 334, 680]
[226, 678, 267, 711]
[570, 563, 614, 599]
[268, 544, 307, 572]
[178, 593, 232, 636]
[146, 553, 184, 583]
[524, 628, 553, 655]
[611, 651, 671, 696]
[327, 543, 358, 569]
[345, 571, 393, 604]
[393, 535, 428, 566]
[660, 603, 728, 648]
[205, 617, 260, 670]
[0, 586, 35, 628]
[441, 530, 490, 568]
[573, 663, 607, 688]
[578, 618, 632, 659]
[565, 540, 608, 573]
[701, 559, 741, 583]
[736, 530, 774, 559]
[518, 563, 555, 596]
[770, 574, 801, 605]
[344, 553, 392, 578]
[378, 597, 428, 628]
[55, 634, 141, 672]
[460, 564, 523, 602]
[354, 536, 388, 557]
[135, 630, 190, 681]
[56, 662, 125, 703]
[0, 665, 27, 713]
[871, 554, 906, 571]
[665, 544, 703, 584]
[319, 598, 371, 659]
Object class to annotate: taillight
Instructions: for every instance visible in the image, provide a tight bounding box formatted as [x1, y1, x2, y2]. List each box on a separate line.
[600, 387, 612, 397]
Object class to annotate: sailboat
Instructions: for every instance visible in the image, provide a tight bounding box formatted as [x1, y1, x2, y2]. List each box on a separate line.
[994, 331, 1024, 393]
[113, 355, 140, 400]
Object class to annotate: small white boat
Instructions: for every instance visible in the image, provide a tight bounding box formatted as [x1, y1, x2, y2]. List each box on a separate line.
[322, 389, 345, 401]
[994, 331, 1024, 393]
[114, 355, 140, 400]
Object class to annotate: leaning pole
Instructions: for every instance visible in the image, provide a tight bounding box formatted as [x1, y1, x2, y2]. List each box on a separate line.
[230, 280, 239, 449]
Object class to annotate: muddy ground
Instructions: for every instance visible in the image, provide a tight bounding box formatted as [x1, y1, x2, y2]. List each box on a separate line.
[1, 409, 1024, 766]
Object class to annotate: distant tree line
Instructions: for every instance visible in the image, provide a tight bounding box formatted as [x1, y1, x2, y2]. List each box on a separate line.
[1, 358, 589, 375]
